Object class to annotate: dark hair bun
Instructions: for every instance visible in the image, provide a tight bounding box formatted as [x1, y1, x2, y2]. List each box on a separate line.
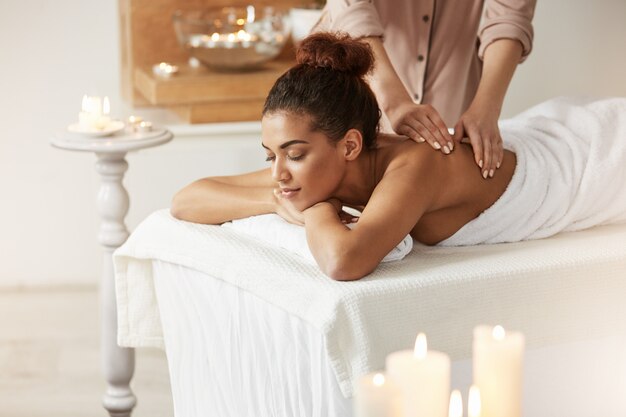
[296, 32, 374, 77]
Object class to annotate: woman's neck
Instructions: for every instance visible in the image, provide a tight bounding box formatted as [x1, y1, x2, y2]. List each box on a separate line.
[332, 147, 381, 207]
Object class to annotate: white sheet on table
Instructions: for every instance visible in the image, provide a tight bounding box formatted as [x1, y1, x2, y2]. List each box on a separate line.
[153, 260, 352, 417]
[114, 209, 626, 398]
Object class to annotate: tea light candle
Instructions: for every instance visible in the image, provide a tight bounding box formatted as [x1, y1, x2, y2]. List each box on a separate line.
[137, 121, 152, 132]
[473, 325, 524, 417]
[353, 372, 401, 417]
[386, 333, 451, 417]
[127, 115, 143, 126]
[152, 62, 179, 78]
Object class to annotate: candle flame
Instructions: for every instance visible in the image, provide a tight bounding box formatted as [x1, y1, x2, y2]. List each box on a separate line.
[236, 18, 245, 25]
[211, 32, 220, 42]
[492, 325, 506, 341]
[246, 5, 255, 23]
[468, 385, 481, 417]
[103, 96, 110, 115]
[413, 332, 427, 359]
[448, 390, 463, 417]
[372, 373, 385, 387]
[237, 29, 251, 41]
[227, 33, 236, 42]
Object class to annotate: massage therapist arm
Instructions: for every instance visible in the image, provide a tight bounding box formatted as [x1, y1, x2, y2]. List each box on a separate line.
[453, 39, 524, 179]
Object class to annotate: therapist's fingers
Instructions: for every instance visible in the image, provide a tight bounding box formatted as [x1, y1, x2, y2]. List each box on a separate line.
[393, 104, 452, 153]
[452, 120, 465, 144]
[494, 134, 504, 171]
[466, 126, 485, 175]
[423, 106, 453, 151]
[484, 133, 504, 178]
[397, 118, 440, 151]
[481, 136, 494, 179]
[410, 116, 452, 154]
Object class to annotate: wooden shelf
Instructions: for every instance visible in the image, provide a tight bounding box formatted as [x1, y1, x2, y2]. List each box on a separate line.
[133, 59, 294, 123]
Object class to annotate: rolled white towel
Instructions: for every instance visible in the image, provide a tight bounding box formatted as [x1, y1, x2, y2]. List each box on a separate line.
[223, 213, 413, 263]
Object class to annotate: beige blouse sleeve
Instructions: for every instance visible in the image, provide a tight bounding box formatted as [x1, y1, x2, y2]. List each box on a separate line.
[478, 0, 537, 62]
[312, 0, 385, 39]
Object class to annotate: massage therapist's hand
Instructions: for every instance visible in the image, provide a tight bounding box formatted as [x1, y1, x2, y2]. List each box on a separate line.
[387, 100, 454, 154]
[453, 104, 503, 179]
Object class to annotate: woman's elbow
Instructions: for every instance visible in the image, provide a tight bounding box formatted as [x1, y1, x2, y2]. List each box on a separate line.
[320, 251, 376, 281]
[170, 188, 199, 222]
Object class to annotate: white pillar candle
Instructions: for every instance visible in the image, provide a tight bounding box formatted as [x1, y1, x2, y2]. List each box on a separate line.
[468, 385, 481, 417]
[448, 389, 462, 417]
[353, 372, 401, 417]
[78, 95, 93, 130]
[78, 95, 109, 130]
[386, 333, 451, 417]
[473, 325, 524, 417]
[95, 96, 111, 129]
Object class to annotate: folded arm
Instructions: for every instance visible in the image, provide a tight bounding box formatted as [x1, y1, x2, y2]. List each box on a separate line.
[303, 164, 435, 281]
[170, 168, 276, 224]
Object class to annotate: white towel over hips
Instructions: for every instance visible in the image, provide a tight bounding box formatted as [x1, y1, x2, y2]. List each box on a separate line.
[440, 97, 626, 246]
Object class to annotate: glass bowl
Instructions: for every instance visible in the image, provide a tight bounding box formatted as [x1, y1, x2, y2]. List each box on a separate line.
[172, 6, 290, 71]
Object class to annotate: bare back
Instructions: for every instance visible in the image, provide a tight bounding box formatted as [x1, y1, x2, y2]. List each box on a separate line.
[373, 134, 516, 245]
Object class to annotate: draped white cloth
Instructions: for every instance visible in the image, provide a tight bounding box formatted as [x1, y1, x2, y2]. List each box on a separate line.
[441, 97, 626, 246]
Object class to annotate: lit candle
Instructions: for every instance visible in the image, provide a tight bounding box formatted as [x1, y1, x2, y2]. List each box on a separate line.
[137, 121, 152, 132]
[127, 115, 143, 126]
[152, 62, 179, 78]
[473, 325, 524, 417]
[386, 333, 451, 417]
[468, 385, 481, 417]
[78, 95, 93, 130]
[448, 390, 462, 417]
[353, 372, 401, 417]
[78, 96, 105, 130]
[95, 96, 111, 129]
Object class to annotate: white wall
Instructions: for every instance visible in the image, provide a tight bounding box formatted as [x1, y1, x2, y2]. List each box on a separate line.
[0, 0, 625, 288]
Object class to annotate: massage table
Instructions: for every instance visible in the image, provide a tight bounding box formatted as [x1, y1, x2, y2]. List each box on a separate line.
[114, 209, 626, 417]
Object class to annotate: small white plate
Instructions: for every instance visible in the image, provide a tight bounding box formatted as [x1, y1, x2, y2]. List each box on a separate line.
[67, 120, 125, 137]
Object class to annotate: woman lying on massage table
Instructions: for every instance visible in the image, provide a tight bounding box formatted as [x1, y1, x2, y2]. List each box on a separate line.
[172, 33, 626, 281]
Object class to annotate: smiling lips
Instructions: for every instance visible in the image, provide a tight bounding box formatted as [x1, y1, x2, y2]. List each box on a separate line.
[280, 187, 301, 198]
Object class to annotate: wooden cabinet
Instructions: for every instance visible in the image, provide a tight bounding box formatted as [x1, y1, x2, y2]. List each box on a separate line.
[120, 0, 302, 123]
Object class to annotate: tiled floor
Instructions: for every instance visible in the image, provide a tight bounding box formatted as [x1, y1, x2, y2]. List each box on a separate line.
[0, 287, 173, 417]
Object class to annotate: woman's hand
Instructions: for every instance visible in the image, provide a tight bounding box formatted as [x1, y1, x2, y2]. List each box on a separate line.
[305, 198, 360, 225]
[273, 189, 305, 225]
[387, 101, 454, 154]
[453, 105, 503, 179]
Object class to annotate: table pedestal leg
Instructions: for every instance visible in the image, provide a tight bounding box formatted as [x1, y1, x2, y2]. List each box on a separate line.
[95, 152, 136, 417]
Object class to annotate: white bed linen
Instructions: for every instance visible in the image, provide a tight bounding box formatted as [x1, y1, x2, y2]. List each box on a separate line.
[114, 210, 626, 398]
[114, 211, 626, 397]
[152, 260, 352, 417]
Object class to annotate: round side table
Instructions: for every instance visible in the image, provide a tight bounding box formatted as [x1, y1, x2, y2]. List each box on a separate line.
[51, 128, 173, 417]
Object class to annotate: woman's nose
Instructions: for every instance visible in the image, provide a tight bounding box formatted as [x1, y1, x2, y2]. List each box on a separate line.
[271, 159, 290, 182]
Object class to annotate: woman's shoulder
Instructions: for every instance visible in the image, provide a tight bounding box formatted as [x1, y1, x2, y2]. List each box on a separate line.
[375, 133, 434, 175]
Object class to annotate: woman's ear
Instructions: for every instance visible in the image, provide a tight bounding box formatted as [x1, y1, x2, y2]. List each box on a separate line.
[341, 129, 364, 161]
